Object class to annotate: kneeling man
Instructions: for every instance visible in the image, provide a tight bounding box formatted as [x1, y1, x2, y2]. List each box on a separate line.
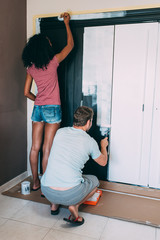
[41, 106, 108, 226]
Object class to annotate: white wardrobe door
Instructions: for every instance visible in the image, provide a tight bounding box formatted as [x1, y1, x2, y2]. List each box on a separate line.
[149, 24, 160, 188]
[82, 26, 114, 131]
[108, 23, 158, 186]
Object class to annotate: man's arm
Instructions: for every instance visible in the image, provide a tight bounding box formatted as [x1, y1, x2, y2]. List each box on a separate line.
[94, 137, 108, 166]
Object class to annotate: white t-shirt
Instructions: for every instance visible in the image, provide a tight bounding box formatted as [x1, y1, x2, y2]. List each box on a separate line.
[41, 127, 101, 188]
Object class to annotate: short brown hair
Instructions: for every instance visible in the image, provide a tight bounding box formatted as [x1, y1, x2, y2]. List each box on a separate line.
[73, 106, 94, 126]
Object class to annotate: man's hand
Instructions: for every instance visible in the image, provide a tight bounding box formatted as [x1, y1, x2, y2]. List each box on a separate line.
[94, 137, 108, 166]
[100, 137, 109, 149]
[60, 12, 70, 25]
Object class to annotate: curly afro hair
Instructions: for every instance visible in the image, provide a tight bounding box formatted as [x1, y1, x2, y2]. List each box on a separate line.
[22, 33, 55, 69]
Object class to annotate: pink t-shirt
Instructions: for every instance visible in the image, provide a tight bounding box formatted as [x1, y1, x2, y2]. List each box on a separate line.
[27, 56, 61, 106]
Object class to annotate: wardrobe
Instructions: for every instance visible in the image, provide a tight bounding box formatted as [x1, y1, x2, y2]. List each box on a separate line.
[108, 22, 160, 188]
[39, 8, 160, 188]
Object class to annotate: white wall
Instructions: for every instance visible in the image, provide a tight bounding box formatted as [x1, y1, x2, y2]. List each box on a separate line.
[26, 0, 160, 174]
[27, 0, 160, 37]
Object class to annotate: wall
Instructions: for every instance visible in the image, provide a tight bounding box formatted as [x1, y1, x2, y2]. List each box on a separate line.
[0, 0, 27, 185]
[27, 0, 160, 36]
[26, 0, 160, 174]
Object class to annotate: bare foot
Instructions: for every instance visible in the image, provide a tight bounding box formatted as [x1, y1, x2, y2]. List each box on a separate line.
[51, 203, 59, 211]
[51, 204, 60, 215]
[70, 216, 83, 222]
[32, 178, 40, 190]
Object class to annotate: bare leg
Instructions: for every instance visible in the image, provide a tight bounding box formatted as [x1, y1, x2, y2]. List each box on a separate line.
[68, 187, 97, 221]
[42, 122, 60, 174]
[30, 121, 44, 189]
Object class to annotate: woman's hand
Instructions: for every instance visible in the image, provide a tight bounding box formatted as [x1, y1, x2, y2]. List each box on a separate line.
[60, 12, 70, 25]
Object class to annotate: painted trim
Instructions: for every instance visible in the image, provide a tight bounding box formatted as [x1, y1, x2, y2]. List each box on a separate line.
[32, 5, 160, 33]
[33, 4, 160, 21]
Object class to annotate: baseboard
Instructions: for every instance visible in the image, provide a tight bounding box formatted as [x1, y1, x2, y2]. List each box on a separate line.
[0, 171, 29, 193]
[99, 180, 160, 199]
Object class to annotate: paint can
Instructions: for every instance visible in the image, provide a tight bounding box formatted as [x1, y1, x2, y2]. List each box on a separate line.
[21, 181, 30, 195]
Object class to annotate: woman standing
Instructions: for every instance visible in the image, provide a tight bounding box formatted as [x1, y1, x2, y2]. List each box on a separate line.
[22, 13, 74, 191]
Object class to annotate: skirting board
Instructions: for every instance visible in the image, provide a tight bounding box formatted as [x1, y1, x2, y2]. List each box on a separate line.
[0, 171, 28, 193]
[99, 181, 160, 199]
[2, 176, 160, 228]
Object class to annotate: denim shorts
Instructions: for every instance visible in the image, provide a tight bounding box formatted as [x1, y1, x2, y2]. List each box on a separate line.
[31, 105, 62, 124]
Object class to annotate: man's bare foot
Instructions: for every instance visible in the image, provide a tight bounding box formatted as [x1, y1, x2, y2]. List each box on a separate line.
[51, 204, 59, 211]
[63, 215, 84, 225]
[51, 204, 60, 215]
